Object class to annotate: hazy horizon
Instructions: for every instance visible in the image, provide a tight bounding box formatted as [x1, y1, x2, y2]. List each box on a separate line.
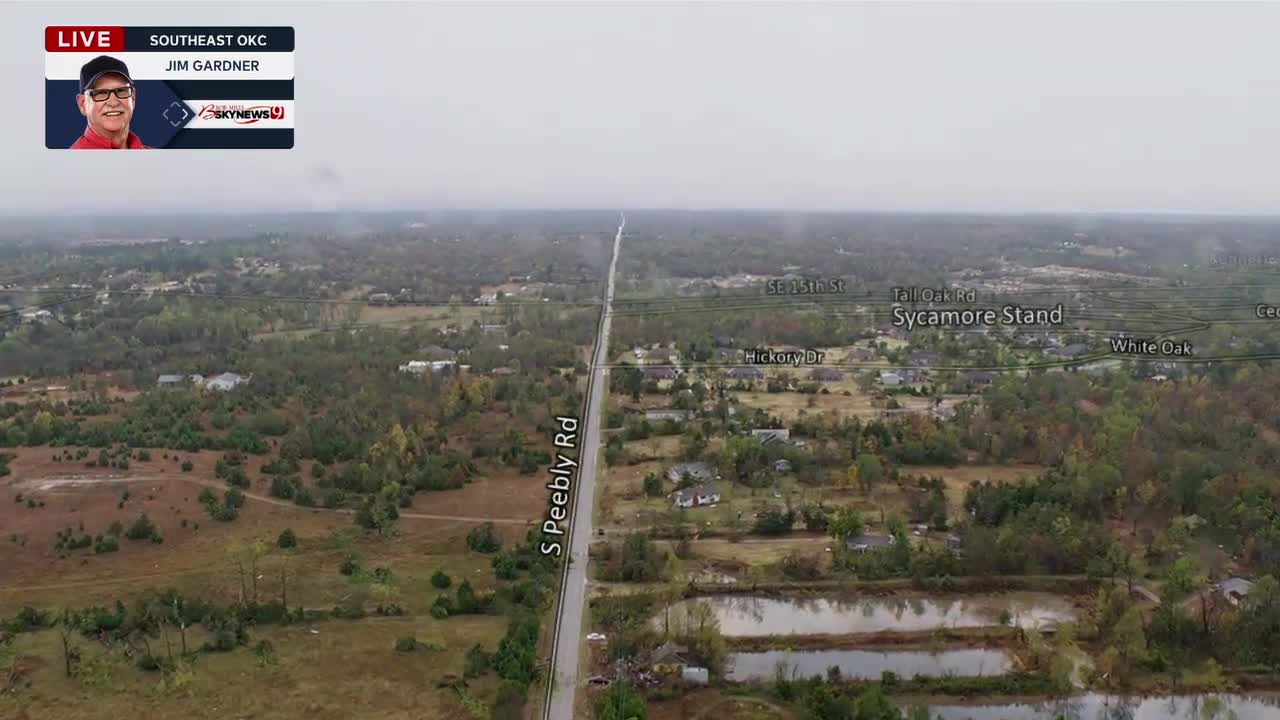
[8, 1, 1280, 216]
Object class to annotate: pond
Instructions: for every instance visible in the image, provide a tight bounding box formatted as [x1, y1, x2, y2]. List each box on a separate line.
[656, 593, 1077, 636]
[727, 648, 1012, 682]
[925, 693, 1280, 720]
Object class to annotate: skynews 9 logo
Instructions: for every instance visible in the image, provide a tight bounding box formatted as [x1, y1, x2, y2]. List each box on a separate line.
[198, 103, 285, 124]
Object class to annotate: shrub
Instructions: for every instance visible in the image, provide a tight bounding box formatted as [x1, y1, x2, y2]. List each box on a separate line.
[197, 487, 218, 508]
[269, 475, 296, 500]
[293, 486, 315, 507]
[180, 460, 194, 472]
[430, 604, 449, 620]
[94, 535, 119, 554]
[466, 523, 502, 554]
[464, 643, 491, 677]
[277, 528, 298, 549]
[339, 556, 361, 576]
[430, 570, 452, 589]
[394, 636, 419, 653]
[125, 514, 159, 541]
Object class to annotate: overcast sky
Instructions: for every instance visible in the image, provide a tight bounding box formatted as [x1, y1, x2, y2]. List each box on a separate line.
[6, 1, 1280, 215]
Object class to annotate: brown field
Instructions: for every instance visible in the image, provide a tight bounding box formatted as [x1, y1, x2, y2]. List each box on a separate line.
[358, 303, 490, 328]
[0, 446, 540, 614]
[0, 374, 138, 406]
[624, 435, 684, 460]
[733, 388, 939, 422]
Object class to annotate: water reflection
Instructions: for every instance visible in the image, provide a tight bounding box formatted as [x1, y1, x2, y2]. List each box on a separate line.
[657, 593, 1077, 636]
[727, 648, 1011, 682]
[926, 693, 1278, 720]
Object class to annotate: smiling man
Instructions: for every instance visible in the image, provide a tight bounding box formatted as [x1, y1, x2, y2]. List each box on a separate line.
[71, 55, 149, 149]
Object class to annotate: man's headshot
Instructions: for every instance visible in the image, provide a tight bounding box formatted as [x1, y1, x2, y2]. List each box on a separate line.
[71, 55, 149, 150]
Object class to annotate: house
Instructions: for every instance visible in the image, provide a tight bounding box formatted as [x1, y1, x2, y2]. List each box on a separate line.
[1216, 577, 1255, 606]
[19, 309, 53, 323]
[156, 374, 183, 388]
[672, 483, 721, 508]
[368, 292, 392, 304]
[908, 351, 941, 367]
[491, 367, 515, 376]
[644, 367, 678, 381]
[645, 409, 691, 422]
[751, 428, 791, 445]
[848, 348, 878, 362]
[204, 372, 248, 392]
[1045, 343, 1089, 359]
[809, 367, 844, 382]
[960, 371, 997, 388]
[418, 345, 457, 361]
[899, 369, 924, 384]
[649, 641, 689, 672]
[713, 347, 738, 362]
[931, 402, 957, 422]
[399, 360, 430, 375]
[188, 374, 204, 385]
[846, 534, 896, 554]
[480, 324, 507, 335]
[666, 462, 716, 484]
[725, 366, 764, 381]
[474, 293, 499, 305]
[945, 533, 963, 550]
[773, 459, 793, 473]
[681, 667, 710, 685]
[714, 336, 736, 348]
[879, 371, 902, 387]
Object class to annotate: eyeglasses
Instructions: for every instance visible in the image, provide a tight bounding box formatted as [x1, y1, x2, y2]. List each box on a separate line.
[84, 86, 134, 102]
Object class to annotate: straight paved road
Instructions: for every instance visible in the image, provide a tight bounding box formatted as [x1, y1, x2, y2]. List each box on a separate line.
[544, 213, 623, 720]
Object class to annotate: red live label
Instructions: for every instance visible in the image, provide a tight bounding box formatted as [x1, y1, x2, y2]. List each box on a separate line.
[46, 26, 126, 52]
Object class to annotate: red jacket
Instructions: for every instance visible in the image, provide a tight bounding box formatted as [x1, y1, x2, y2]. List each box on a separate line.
[70, 126, 149, 150]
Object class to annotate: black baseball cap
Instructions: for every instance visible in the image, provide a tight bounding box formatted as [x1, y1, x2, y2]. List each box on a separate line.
[79, 55, 132, 93]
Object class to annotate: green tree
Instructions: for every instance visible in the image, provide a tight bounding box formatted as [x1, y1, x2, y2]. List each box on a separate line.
[596, 682, 647, 720]
[829, 509, 864, 544]
[854, 453, 883, 492]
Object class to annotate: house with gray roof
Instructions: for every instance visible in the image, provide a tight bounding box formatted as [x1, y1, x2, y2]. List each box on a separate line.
[204, 372, 249, 392]
[846, 534, 896, 554]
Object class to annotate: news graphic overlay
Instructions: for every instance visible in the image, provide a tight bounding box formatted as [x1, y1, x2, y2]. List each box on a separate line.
[46, 26, 294, 149]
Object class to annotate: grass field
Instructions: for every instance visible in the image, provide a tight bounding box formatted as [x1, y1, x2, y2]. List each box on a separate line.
[733, 388, 940, 422]
[2, 613, 507, 720]
[905, 463, 1045, 515]
[358, 303, 491, 328]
